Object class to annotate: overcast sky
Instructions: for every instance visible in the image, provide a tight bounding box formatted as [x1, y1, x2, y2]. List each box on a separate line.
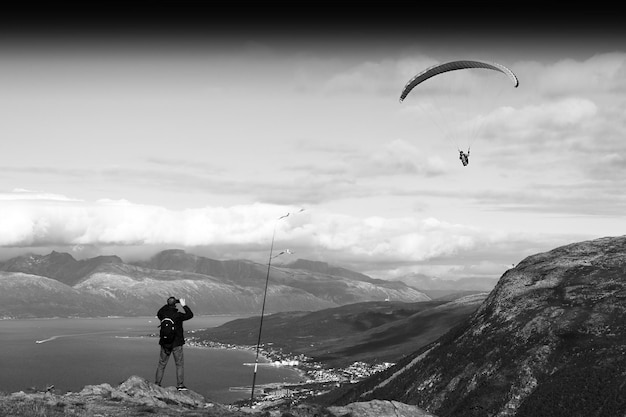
[0, 4, 624, 282]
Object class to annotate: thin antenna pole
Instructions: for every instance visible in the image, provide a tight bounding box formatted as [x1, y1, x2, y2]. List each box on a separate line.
[250, 212, 289, 407]
[249, 209, 303, 407]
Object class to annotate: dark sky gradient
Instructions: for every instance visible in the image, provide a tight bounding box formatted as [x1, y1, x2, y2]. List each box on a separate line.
[2, 1, 623, 49]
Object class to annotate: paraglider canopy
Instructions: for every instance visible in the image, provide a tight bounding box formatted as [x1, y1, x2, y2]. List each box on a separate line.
[399, 59, 519, 166]
[400, 60, 519, 103]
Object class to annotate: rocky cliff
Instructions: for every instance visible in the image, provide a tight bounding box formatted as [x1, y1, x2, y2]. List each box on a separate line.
[326, 236, 626, 417]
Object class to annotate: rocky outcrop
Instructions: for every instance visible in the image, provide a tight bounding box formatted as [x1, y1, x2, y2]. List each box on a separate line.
[2, 375, 434, 417]
[327, 236, 626, 417]
[5, 375, 247, 416]
[327, 399, 437, 417]
[77, 375, 208, 408]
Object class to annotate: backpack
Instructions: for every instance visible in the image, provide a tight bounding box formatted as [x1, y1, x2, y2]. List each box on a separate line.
[159, 317, 176, 345]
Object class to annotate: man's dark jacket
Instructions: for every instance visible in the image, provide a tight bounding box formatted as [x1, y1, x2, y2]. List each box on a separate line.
[157, 304, 194, 347]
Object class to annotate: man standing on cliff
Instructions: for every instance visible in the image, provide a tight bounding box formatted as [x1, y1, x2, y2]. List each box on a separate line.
[155, 296, 194, 391]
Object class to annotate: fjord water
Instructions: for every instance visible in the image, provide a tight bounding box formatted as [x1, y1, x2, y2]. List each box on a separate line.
[1, 316, 303, 404]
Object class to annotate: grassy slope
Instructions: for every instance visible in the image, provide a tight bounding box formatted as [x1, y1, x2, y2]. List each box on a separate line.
[195, 294, 487, 368]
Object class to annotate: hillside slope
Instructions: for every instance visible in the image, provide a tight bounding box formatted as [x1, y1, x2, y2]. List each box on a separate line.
[0, 272, 121, 318]
[325, 236, 626, 417]
[196, 293, 486, 368]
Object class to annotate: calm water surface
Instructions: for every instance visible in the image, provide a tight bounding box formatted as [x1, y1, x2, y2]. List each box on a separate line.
[0, 316, 303, 404]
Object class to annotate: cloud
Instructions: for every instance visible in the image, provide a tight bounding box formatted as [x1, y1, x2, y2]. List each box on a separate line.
[0, 190, 537, 278]
[0, 196, 296, 247]
[254, 139, 449, 205]
[312, 215, 480, 260]
[322, 56, 438, 97]
[587, 153, 626, 182]
[289, 138, 446, 179]
[482, 97, 598, 149]
[0, 189, 82, 202]
[322, 59, 397, 96]
[353, 139, 447, 177]
[478, 54, 626, 162]
[520, 53, 626, 97]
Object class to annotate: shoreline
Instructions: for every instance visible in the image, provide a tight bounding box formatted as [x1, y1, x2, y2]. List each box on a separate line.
[184, 334, 394, 407]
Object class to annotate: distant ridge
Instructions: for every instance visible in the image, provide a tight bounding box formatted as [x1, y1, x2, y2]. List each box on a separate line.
[0, 249, 429, 318]
[283, 259, 375, 282]
[0, 251, 122, 286]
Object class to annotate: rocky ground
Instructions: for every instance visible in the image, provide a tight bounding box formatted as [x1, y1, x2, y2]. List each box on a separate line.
[0, 375, 435, 417]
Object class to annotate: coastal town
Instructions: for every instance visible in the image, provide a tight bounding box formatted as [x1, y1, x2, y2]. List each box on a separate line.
[184, 331, 394, 408]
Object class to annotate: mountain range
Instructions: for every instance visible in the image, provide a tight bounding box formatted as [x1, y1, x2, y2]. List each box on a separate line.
[0, 249, 430, 318]
[322, 235, 626, 417]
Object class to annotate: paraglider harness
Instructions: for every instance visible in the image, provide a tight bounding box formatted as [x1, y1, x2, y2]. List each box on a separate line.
[459, 148, 470, 166]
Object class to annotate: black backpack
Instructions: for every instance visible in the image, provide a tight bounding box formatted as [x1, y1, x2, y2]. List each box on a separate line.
[159, 317, 176, 344]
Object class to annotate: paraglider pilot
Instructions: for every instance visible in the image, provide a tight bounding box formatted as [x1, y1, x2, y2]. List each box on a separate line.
[459, 148, 470, 166]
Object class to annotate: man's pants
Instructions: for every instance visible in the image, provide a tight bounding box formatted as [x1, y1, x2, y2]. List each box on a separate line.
[155, 345, 184, 387]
